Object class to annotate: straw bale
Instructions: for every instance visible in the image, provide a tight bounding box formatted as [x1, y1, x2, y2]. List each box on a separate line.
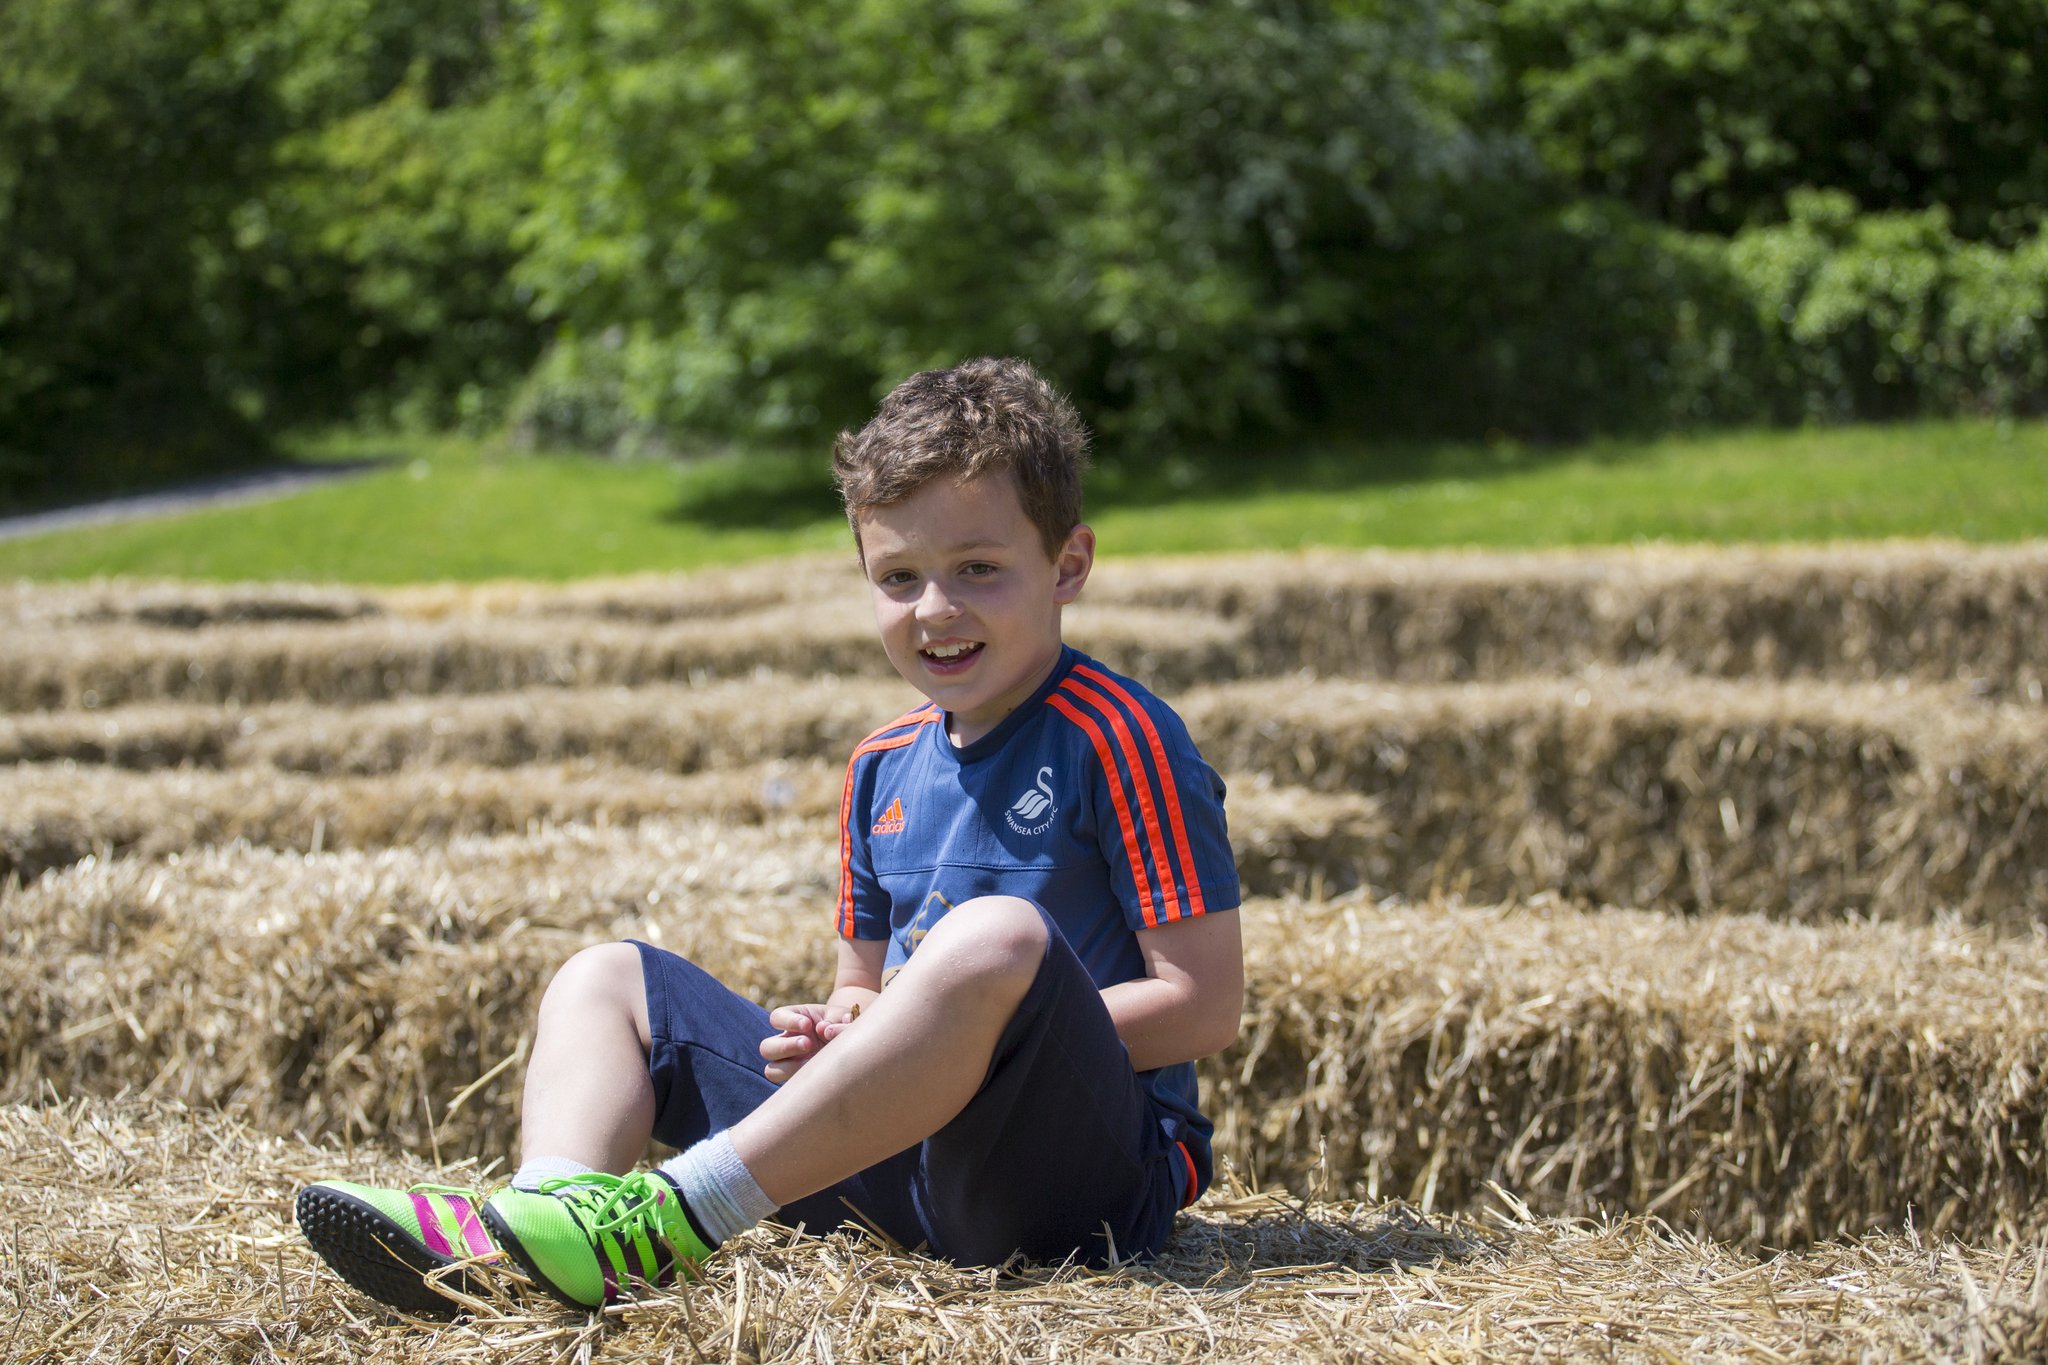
[0, 676, 918, 771]
[0, 758, 1364, 897]
[12, 539, 2046, 704]
[0, 695, 245, 768]
[0, 577, 383, 630]
[0, 556, 858, 631]
[237, 677, 929, 775]
[1215, 895, 2048, 1250]
[366, 540, 2048, 705]
[0, 758, 846, 882]
[0, 821, 834, 1154]
[1217, 775, 1383, 902]
[1183, 672, 2048, 927]
[6, 1095, 2042, 1363]
[1092, 541, 2048, 699]
[0, 603, 1242, 711]
[379, 553, 862, 622]
[4, 668, 2039, 922]
[0, 609, 888, 711]
[10, 829, 2048, 1247]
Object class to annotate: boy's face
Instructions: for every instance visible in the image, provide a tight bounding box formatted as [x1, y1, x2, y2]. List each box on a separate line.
[857, 472, 1093, 747]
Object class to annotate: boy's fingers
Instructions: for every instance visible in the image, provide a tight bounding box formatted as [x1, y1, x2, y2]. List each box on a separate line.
[768, 1005, 820, 1033]
[758, 1033, 817, 1068]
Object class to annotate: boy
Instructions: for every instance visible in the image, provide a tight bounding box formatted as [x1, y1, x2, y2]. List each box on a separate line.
[296, 357, 1244, 1317]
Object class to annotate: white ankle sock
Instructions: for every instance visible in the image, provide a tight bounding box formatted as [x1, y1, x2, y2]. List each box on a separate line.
[511, 1155, 598, 1191]
[657, 1133, 775, 1246]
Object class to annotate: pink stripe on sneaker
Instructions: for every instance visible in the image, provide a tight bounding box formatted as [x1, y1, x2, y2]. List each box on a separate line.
[446, 1194, 494, 1257]
[410, 1193, 457, 1257]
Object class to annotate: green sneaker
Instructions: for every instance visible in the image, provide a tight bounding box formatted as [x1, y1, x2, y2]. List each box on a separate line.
[481, 1171, 712, 1310]
[295, 1180, 500, 1318]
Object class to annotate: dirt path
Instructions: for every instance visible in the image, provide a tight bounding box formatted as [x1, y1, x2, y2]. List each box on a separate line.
[0, 462, 380, 544]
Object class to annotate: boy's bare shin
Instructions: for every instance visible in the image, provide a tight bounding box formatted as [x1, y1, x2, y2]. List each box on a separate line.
[517, 942, 659, 1172]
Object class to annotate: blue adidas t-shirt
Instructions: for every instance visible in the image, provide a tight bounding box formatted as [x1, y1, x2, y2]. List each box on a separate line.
[836, 645, 1241, 1183]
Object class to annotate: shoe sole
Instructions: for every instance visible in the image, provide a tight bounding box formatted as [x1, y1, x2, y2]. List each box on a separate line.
[480, 1203, 598, 1313]
[295, 1186, 478, 1319]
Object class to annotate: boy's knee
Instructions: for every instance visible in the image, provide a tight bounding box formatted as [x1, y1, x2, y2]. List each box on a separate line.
[540, 942, 649, 1035]
[917, 896, 1048, 989]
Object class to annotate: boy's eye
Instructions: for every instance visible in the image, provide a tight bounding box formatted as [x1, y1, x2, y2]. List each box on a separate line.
[961, 562, 997, 577]
[877, 569, 917, 588]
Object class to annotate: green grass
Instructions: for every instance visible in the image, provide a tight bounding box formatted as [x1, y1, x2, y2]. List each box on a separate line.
[1, 419, 2043, 582]
[1092, 419, 2048, 553]
[0, 434, 852, 583]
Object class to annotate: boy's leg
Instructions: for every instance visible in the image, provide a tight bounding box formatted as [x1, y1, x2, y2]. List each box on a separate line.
[725, 896, 1047, 1207]
[727, 897, 1185, 1268]
[297, 941, 701, 1317]
[486, 933, 986, 1308]
[491, 895, 1082, 1299]
[515, 942, 660, 1174]
[300, 938, 778, 1314]
[623, 941, 923, 1244]
[910, 906, 1185, 1267]
[372, 895, 1171, 1313]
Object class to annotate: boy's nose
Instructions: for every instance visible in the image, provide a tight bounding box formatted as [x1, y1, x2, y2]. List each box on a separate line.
[915, 581, 962, 623]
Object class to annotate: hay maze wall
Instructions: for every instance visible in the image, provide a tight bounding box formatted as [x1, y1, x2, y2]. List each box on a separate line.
[3, 544, 2047, 1357]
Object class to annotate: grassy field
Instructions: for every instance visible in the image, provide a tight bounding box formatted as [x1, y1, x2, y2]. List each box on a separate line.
[1, 418, 2044, 581]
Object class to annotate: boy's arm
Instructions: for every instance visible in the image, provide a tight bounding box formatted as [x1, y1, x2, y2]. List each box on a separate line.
[1098, 910, 1243, 1073]
[762, 936, 887, 1082]
[827, 935, 887, 1010]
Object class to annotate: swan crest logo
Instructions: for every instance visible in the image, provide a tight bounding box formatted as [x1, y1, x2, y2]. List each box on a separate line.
[1005, 765, 1059, 835]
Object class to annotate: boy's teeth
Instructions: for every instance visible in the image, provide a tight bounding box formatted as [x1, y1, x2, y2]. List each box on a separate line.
[927, 642, 976, 658]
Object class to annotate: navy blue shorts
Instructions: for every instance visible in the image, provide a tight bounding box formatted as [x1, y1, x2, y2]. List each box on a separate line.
[632, 905, 1189, 1266]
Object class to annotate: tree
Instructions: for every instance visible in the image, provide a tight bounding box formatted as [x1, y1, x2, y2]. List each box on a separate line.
[514, 0, 1494, 450]
[1483, 0, 2048, 241]
[0, 0, 286, 502]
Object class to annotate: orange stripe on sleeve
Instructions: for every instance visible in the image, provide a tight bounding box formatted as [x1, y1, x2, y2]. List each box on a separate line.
[1048, 693, 1160, 927]
[854, 703, 940, 749]
[837, 707, 940, 937]
[1075, 665, 1207, 916]
[1063, 678, 1186, 922]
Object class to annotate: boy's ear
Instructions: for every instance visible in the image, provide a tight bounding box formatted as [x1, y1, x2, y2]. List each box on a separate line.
[1053, 524, 1095, 604]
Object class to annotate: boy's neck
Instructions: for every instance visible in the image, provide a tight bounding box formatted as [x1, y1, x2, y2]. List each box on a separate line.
[942, 641, 1068, 748]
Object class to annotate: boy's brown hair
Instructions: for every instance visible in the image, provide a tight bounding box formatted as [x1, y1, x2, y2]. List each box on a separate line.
[832, 357, 1091, 560]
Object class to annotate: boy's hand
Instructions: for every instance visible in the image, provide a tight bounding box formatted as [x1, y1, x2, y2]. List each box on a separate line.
[761, 1002, 861, 1083]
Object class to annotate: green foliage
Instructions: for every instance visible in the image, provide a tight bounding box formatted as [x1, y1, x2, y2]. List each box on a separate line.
[264, 0, 509, 120]
[0, 0, 544, 510]
[251, 0, 544, 430]
[511, 0, 1493, 450]
[263, 77, 545, 430]
[1483, 0, 2048, 240]
[1335, 190, 2048, 443]
[1729, 191, 2048, 421]
[0, 0, 287, 504]
[6, 0, 2046, 502]
[1337, 194, 1775, 440]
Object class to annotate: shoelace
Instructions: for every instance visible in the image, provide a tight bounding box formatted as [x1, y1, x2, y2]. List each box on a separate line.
[539, 1173, 675, 1243]
[539, 1173, 683, 1289]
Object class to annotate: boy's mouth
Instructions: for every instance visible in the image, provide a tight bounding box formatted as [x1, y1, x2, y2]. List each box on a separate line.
[919, 640, 984, 674]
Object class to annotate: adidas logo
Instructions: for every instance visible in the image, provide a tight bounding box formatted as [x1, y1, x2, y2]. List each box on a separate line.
[871, 797, 906, 836]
